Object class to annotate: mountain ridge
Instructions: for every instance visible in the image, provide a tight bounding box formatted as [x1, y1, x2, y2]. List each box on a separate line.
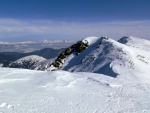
[42, 36, 150, 79]
[9, 55, 46, 69]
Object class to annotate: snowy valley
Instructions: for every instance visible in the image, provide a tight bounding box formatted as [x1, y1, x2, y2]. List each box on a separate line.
[0, 36, 150, 113]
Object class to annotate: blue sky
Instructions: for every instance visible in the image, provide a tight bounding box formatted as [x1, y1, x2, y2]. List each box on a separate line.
[0, 0, 150, 41]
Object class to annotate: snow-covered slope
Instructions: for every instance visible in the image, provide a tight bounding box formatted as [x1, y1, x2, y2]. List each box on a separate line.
[9, 55, 46, 69]
[118, 36, 150, 51]
[0, 67, 150, 113]
[47, 36, 150, 78]
[35, 58, 55, 70]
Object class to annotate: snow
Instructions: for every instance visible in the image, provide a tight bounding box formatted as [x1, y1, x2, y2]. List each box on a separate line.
[12, 55, 46, 63]
[54, 36, 150, 79]
[82, 36, 100, 45]
[118, 36, 150, 51]
[0, 67, 150, 113]
[1, 36, 150, 113]
[9, 55, 46, 69]
[0, 64, 3, 67]
[35, 58, 55, 70]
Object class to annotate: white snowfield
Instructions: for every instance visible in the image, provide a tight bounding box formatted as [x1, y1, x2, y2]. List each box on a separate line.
[0, 36, 150, 113]
[0, 68, 150, 113]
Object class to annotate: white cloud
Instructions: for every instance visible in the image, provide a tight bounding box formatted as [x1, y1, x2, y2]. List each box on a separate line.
[0, 18, 150, 41]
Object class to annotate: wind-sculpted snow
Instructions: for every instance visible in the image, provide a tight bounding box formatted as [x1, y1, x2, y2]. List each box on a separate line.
[0, 36, 150, 113]
[0, 68, 150, 113]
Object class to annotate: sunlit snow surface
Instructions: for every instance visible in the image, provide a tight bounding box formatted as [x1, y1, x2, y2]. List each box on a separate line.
[0, 68, 150, 113]
[60, 36, 150, 79]
[1, 36, 150, 113]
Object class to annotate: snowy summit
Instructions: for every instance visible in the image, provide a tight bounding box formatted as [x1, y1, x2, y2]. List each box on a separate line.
[44, 36, 150, 78]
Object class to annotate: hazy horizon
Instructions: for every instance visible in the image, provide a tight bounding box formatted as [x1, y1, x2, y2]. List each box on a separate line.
[0, 0, 150, 42]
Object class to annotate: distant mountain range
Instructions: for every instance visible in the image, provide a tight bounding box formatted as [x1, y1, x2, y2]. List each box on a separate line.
[0, 40, 75, 45]
[0, 40, 75, 53]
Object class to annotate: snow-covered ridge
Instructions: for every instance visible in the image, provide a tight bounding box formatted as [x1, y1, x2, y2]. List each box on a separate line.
[9, 55, 46, 69]
[10, 55, 46, 63]
[118, 36, 150, 51]
[43, 36, 150, 79]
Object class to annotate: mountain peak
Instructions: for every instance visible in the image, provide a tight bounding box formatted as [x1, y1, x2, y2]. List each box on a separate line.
[43, 36, 114, 72]
[38, 36, 150, 79]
